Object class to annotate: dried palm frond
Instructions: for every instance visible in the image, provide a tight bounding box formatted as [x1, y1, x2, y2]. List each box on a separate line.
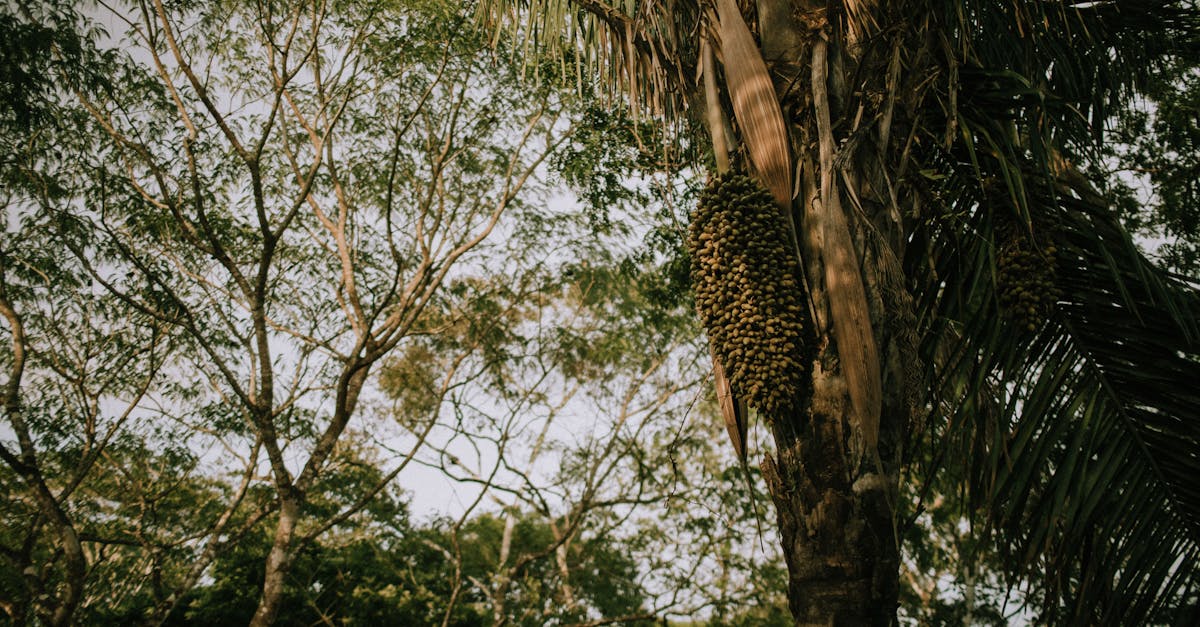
[811, 38, 882, 458]
[714, 0, 792, 210]
[711, 346, 747, 463]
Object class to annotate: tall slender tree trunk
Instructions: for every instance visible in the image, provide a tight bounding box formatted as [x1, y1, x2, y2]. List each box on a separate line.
[249, 492, 300, 627]
[248, 363, 371, 626]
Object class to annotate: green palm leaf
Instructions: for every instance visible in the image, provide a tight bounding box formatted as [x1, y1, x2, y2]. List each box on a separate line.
[912, 159, 1200, 621]
[904, 4, 1200, 617]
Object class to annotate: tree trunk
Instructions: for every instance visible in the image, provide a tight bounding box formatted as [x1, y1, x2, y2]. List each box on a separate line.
[1, 291, 87, 626]
[766, 154, 905, 621]
[248, 492, 300, 627]
[752, 5, 912, 624]
[763, 363, 903, 625]
[29, 489, 87, 627]
[761, 151, 907, 623]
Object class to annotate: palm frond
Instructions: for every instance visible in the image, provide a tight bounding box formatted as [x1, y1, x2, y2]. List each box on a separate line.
[713, 0, 791, 208]
[944, 0, 1200, 153]
[997, 189, 1200, 623]
[909, 154, 1200, 621]
[475, 0, 701, 119]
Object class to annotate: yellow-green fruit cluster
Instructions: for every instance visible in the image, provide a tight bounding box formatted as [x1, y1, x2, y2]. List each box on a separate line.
[996, 233, 1062, 332]
[687, 172, 810, 417]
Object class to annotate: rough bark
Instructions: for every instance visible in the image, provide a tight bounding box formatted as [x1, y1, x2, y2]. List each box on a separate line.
[752, 5, 911, 625]
[762, 346, 903, 625]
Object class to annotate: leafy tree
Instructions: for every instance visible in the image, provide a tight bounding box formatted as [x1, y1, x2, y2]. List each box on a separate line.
[1, 3, 189, 624]
[155, 443, 490, 627]
[5, 2, 790, 625]
[375, 180, 795, 625]
[1105, 55, 1200, 275]
[2, 0, 582, 623]
[477, 0, 1200, 623]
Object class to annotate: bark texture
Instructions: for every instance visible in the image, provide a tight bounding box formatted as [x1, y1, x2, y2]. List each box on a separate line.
[751, 3, 914, 624]
[763, 362, 903, 625]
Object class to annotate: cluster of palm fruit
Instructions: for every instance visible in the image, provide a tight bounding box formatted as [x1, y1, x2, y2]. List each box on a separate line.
[687, 171, 811, 417]
[995, 211, 1062, 332]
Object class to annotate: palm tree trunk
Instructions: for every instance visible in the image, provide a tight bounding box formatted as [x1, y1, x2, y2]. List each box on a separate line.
[763, 364, 903, 625]
[753, 9, 910, 624]
[762, 152, 906, 624]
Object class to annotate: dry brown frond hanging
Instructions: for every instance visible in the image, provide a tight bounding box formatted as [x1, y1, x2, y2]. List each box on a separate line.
[701, 36, 732, 174]
[711, 345, 748, 461]
[811, 38, 882, 457]
[715, 0, 793, 210]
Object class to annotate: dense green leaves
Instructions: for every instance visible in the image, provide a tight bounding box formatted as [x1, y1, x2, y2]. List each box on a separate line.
[909, 154, 1200, 621]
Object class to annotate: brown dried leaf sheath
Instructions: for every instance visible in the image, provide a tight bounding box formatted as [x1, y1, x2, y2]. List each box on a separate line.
[715, 0, 793, 210]
[812, 39, 882, 456]
[712, 346, 748, 462]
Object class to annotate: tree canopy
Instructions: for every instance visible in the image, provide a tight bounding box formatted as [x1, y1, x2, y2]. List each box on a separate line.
[2, 0, 1199, 625]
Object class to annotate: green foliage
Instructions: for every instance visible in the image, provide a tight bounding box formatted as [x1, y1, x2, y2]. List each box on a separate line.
[551, 105, 698, 231]
[897, 445, 1019, 626]
[1106, 58, 1200, 275]
[0, 1, 112, 132]
[17, 0, 1200, 624]
[1, 0, 595, 622]
[95, 502, 659, 627]
[0, 2, 796, 625]
[872, 5, 1200, 622]
[911, 151, 1200, 622]
[162, 495, 490, 627]
[0, 437, 248, 625]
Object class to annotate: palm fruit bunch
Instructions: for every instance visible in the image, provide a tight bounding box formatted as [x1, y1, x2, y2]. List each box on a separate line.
[995, 212, 1062, 332]
[687, 171, 810, 418]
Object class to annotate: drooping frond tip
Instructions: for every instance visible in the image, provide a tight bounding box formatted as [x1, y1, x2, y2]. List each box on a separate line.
[475, 0, 700, 121]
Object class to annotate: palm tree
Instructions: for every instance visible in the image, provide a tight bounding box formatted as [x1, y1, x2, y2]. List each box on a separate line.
[479, 0, 1200, 624]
